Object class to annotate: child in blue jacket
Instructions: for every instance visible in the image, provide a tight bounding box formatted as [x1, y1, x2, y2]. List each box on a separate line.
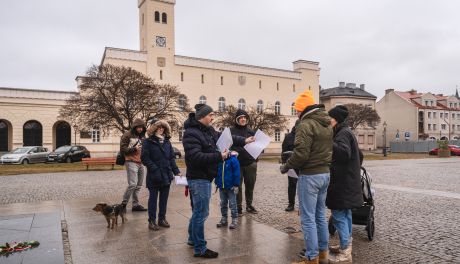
[215, 151, 241, 229]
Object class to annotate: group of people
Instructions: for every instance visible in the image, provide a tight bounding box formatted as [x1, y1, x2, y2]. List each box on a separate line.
[117, 89, 363, 263]
[280, 90, 363, 264]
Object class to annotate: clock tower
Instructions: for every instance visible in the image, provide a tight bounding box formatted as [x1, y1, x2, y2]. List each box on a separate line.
[138, 0, 176, 81]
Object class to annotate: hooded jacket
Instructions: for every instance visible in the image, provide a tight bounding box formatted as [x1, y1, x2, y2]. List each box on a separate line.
[326, 122, 364, 209]
[120, 118, 146, 163]
[285, 104, 333, 175]
[230, 109, 256, 166]
[182, 113, 246, 181]
[215, 154, 241, 190]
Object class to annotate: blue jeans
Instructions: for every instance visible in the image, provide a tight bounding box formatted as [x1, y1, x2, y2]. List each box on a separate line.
[148, 185, 170, 222]
[297, 173, 330, 260]
[219, 188, 237, 220]
[187, 179, 211, 255]
[331, 209, 352, 249]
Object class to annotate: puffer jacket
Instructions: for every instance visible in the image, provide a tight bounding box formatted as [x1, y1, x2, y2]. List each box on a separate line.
[182, 113, 246, 182]
[215, 155, 241, 190]
[285, 104, 333, 175]
[230, 109, 256, 167]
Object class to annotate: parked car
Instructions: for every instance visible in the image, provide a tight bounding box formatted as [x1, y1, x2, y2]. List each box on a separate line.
[47, 145, 91, 163]
[0, 146, 49, 164]
[429, 145, 460, 156]
[173, 147, 182, 159]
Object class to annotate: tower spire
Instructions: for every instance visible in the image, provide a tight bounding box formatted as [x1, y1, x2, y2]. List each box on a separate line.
[456, 85, 459, 99]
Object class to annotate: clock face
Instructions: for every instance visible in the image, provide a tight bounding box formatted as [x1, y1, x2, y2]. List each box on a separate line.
[156, 36, 166, 47]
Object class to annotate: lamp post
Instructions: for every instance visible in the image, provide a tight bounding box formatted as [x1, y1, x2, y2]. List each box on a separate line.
[383, 121, 387, 157]
[73, 125, 78, 146]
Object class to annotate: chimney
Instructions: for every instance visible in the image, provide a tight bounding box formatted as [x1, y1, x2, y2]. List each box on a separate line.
[385, 89, 394, 95]
[409, 89, 417, 95]
[346, 83, 356, 89]
[359, 84, 365, 90]
[339, 82, 345, 88]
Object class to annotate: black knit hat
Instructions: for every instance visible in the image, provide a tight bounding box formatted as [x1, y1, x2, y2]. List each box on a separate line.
[328, 105, 349, 123]
[195, 104, 214, 120]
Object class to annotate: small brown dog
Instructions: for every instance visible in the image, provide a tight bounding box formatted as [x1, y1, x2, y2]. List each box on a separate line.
[92, 203, 127, 229]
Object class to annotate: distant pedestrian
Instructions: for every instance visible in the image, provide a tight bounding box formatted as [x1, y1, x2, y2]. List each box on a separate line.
[327, 105, 363, 264]
[281, 120, 300, 212]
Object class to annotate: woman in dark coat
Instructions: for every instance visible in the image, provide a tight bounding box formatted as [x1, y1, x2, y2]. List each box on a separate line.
[141, 120, 180, 231]
[326, 105, 363, 263]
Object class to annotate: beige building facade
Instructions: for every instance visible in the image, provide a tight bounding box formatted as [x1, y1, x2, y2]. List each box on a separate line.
[1, 0, 320, 155]
[320, 82, 378, 150]
[375, 89, 460, 148]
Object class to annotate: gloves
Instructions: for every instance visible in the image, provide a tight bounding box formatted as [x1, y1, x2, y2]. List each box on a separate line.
[233, 187, 239, 195]
[280, 164, 289, 174]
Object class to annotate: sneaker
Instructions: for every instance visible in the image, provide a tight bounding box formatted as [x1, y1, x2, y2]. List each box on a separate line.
[328, 246, 352, 264]
[194, 249, 219, 258]
[216, 218, 228, 228]
[229, 218, 238, 229]
[132, 205, 147, 212]
[285, 204, 295, 212]
[246, 205, 258, 214]
[148, 220, 160, 231]
[158, 219, 170, 228]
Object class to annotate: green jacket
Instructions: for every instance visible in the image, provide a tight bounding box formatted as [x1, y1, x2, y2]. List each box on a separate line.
[286, 105, 333, 175]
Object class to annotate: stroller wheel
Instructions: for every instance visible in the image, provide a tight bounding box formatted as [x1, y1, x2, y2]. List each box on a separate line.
[366, 208, 375, 241]
[328, 216, 336, 236]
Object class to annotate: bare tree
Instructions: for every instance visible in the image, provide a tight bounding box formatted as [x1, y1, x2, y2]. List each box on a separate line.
[60, 64, 190, 134]
[214, 105, 288, 136]
[345, 103, 381, 131]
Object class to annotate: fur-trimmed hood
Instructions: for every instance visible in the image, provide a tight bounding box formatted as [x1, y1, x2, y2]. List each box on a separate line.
[147, 120, 171, 138]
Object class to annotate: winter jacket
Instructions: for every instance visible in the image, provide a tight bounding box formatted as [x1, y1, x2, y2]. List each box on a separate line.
[215, 155, 241, 190]
[141, 134, 180, 189]
[182, 113, 246, 182]
[230, 109, 256, 167]
[326, 122, 364, 209]
[281, 121, 299, 163]
[120, 118, 146, 163]
[285, 104, 333, 175]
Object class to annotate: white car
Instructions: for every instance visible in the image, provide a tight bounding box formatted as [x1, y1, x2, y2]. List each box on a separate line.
[0, 146, 50, 164]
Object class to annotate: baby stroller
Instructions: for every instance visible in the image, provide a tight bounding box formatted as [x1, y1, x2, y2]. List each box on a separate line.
[328, 167, 375, 241]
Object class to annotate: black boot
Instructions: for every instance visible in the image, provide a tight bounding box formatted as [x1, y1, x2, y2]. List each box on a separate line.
[285, 204, 295, 212]
[148, 220, 159, 231]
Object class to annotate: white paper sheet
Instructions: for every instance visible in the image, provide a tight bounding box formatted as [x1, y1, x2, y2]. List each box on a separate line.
[174, 176, 188, 186]
[244, 129, 271, 159]
[216, 127, 233, 152]
[287, 169, 298, 179]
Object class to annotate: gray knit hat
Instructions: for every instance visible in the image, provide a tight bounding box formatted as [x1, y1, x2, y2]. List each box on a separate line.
[195, 104, 214, 120]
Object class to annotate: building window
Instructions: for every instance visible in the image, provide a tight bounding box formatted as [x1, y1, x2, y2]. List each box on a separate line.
[368, 135, 374, 144]
[431, 101, 434, 106]
[276, 83, 279, 91]
[440, 113, 443, 118]
[201, 74, 204, 84]
[142, 13, 145, 25]
[309, 86, 311, 90]
[433, 112, 437, 118]
[221, 76, 224, 86]
[181, 72, 184, 82]
[425, 101, 428, 106]
[238, 98, 246, 110]
[442, 124, 446, 130]
[275, 129, 281, 142]
[291, 102, 296, 115]
[458, 125, 460, 130]
[160, 70, 163, 80]
[453, 124, 455, 131]
[358, 135, 365, 144]
[154, 11, 160, 22]
[450, 103, 453, 108]
[428, 124, 432, 130]
[259, 80, 262, 89]
[23, 120, 42, 146]
[457, 114, 460, 119]
[218, 97, 226, 112]
[433, 124, 437, 130]
[91, 127, 101, 143]
[162, 13, 167, 24]
[275, 101, 281, 115]
[199, 95, 206, 104]
[293, 84, 296, 93]
[428, 112, 431, 118]
[453, 113, 455, 119]
[178, 127, 184, 142]
[178, 94, 187, 111]
[257, 100, 264, 113]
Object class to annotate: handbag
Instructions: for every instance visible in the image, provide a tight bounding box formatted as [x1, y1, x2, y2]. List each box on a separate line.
[115, 151, 125, 166]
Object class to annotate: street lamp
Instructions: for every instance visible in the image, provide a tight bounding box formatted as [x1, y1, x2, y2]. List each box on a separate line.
[383, 121, 387, 157]
[73, 125, 78, 146]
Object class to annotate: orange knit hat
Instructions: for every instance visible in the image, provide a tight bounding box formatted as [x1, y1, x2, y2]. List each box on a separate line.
[294, 90, 316, 112]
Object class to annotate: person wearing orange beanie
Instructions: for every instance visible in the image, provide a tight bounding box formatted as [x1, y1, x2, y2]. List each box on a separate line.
[281, 89, 333, 264]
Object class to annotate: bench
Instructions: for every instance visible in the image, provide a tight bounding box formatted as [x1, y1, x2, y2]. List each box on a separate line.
[82, 157, 117, 170]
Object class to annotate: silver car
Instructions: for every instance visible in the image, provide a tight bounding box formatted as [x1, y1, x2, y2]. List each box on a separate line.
[0, 146, 50, 164]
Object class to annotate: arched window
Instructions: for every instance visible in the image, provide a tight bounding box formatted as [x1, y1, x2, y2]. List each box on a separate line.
[277, 83, 279, 91]
[201, 74, 204, 84]
[55, 121, 71, 149]
[218, 97, 226, 112]
[178, 127, 184, 142]
[275, 101, 281, 115]
[238, 98, 246, 110]
[0, 120, 10, 151]
[275, 129, 281, 142]
[291, 102, 296, 115]
[160, 70, 163, 80]
[23, 120, 42, 146]
[293, 84, 296, 92]
[178, 94, 187, 111]
[259, 80, 262, 89]
[221, 76, 224, 86]
[199, 95, 207, 104]
[162, 12, 167, 24]
[181, 72, 184, 82]
[154, 11, 160, 22]
[257, 100, 264, 113]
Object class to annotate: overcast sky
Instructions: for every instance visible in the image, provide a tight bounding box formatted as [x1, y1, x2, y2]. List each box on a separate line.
[1, 0, 459, 99]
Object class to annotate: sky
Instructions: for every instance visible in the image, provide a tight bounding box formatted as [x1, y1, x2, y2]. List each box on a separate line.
[1, 0, 459, 99]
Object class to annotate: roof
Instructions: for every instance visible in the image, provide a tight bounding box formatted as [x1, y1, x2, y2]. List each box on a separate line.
[319, 86, 377, 99]
[394, 91, 460, 110]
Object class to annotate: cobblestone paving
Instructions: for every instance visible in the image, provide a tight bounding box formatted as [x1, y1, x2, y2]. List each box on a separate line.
[1, 158, 460, 263]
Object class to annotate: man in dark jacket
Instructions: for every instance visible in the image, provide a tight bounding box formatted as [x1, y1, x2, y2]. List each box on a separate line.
[326, 105, 363, 264]
[230, 109, 258, 214]
[182, 104, 254, 259]
[280, 90, 333, 264]
[281, 120, 299, 212]
[120, 118, 147, 212]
